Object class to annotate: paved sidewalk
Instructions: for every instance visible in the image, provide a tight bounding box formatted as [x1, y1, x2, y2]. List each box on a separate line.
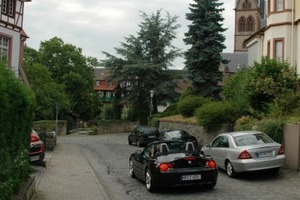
[31, 143, 110, 200]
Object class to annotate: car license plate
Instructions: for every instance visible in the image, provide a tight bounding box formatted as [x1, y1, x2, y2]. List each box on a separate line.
[148, 136, 156, 138]
[181, 174, 201, 181]
[257, 151, 273, 158]
[30, 155, 40, 162]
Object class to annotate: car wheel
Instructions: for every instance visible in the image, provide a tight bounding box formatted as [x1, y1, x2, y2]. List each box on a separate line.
[145, 168, 156, 192]
[226, 160, 236, 178]
[128, 140, 132, 145]
[137, 140, 141, 147]
[129, 160, 136, 178]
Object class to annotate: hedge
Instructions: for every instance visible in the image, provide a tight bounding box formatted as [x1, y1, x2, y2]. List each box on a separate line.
[0, 63, 35, 200]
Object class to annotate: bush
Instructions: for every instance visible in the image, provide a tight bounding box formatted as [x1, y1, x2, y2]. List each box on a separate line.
[99, 104, 114, 120]
[234, 116, 258, 131]
[177, 95, 209, 117]
[257, 118, 285, 144]
[267, 89, 300, 118]
[160, 103, 179, 117]
[195, 101, 235, 131]
[0, 63, 35, 199]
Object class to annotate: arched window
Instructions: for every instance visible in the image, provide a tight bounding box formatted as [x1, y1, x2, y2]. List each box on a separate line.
[239, 17, 246, 32]
[247, 16, 255, 32]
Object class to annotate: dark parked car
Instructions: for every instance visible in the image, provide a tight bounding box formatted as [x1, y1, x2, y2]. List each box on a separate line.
[201, 130, 286, 178]
[158, 130, 198, 147]
[128, 126, 159, 147]
[129, 140, 218, 192]
[29, 130, 46, 167]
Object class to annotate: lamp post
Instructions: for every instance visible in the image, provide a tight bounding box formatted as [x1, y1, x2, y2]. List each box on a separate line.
[149, 90, 155, 117]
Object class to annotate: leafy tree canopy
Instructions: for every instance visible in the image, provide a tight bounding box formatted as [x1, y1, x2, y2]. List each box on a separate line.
[101, 10, 182, 123]
[25, 63, 70, 120]
[24, 38, 101, 120]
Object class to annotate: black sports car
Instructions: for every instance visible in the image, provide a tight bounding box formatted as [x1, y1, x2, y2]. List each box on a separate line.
[129, 140, 218, 192]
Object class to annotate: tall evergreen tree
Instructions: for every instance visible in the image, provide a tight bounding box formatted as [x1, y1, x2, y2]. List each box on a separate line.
[184, 0, 227, 99]
[101, 10, 181, 124]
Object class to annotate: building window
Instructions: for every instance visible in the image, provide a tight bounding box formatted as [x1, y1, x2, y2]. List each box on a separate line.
[239, 17, 246, 32]
[275, 0, 283, 11]
[267, 0, 271, 15]
[0, 37, 9, 62]
[243, 0, 251, 9]
[274, 38, 284, 60]
[1, 0, 15, 17]
[247, 16, 255, 32]
[267, 40, 271, 58]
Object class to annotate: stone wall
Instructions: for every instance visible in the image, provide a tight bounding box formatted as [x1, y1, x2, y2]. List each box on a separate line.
[158, 121, 230, 148]
[97, 121, 136, 134]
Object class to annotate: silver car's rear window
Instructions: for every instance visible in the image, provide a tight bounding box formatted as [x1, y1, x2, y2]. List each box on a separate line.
[234, 133, 274, 146]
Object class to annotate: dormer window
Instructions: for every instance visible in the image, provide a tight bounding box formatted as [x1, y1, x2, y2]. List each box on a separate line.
[1, 0, 15, 17]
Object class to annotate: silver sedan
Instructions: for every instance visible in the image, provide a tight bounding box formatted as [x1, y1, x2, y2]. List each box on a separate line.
[200, 130, 286, 178]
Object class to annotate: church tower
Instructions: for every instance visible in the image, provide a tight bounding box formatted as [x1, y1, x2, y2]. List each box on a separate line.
[234, 0, 265, 52]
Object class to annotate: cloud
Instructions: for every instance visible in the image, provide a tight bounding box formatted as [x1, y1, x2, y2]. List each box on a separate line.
[24, 0, 235, 68]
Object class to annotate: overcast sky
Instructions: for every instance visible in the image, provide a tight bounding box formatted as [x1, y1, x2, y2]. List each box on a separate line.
[24, 0, 235, 69]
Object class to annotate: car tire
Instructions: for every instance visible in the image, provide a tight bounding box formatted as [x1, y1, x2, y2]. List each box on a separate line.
[145, 168, 156, 192]
[128, 140, 132, 145]
[129, 159, 136, 178]
[226, 160, 236, 178]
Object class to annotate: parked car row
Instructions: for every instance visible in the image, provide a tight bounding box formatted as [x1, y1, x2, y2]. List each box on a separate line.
[128, 127, 286, 192]
[128, 127, 198, 148]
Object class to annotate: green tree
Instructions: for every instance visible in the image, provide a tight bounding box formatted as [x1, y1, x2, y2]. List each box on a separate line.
[184, 0, 227, 99]
[63, 72, 100, 120]
[101, 10, 181, 124]
[24, 45, 41, 66]
[25, 63, 70, 120]
[28, 37, 99, 120]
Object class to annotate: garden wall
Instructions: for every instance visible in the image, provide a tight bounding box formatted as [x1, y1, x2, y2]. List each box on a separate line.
[97, 121, 136, 134]
[158, 120, 230, 148]
[284, 124, 300, 170]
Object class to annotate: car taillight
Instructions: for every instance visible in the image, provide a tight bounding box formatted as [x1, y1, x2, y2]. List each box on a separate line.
[31, 134, 40, 142]
[278, 145, 284, 155]
[159, 163, 173, 172]
[206, 160, 216, 169]
[238, 150, 252, 159]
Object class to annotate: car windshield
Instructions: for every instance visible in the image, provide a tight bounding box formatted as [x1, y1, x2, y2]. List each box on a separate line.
[142, 128, 158, 135]
[164, 131, 186, 138]
[234, 133, 274, 147]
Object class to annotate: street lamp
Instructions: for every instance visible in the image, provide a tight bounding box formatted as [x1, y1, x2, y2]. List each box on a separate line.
[149, 90, 155, 117]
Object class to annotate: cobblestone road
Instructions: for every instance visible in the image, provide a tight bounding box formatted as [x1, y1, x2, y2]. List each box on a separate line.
[57, 133, 300, 200]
